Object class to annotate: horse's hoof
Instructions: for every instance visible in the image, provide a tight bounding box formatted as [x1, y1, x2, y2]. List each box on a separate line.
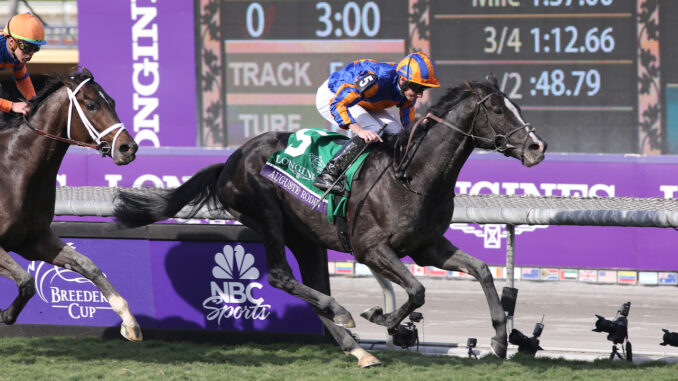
[360, 306, 384, 323]
[120, 323, 143, 342]
[490, 337, 507, 359]
[1, 310, 16, 325]
[333, 312, 356, 328]
[359, 354, 381, 368]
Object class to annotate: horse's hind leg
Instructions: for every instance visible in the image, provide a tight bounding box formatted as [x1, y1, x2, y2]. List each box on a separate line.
[27, 235, 142, 342]
[0, 246, 35, 324]
[241, 206, 358, 328]
[414, 237, 508, 359]
[286, 237, 380, 368]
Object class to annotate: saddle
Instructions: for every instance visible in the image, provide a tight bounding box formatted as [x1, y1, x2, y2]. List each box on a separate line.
[260, 128, 372, 252]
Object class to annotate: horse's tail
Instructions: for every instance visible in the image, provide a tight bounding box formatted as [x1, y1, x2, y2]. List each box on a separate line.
[113, 163, 224, 227]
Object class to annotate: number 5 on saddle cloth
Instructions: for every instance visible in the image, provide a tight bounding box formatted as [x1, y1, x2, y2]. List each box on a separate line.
[260, 128, 372, 223]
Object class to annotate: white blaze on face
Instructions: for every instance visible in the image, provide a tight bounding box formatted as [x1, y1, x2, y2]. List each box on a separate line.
[503, 96, 525, 125]
[503, 96, 539, 142]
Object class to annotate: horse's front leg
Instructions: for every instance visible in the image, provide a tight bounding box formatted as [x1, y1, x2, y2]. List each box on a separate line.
[0, 246, 35, 324]
[359, 244, 425, 330]
[414, 237, 507, 359]
[26, 234, 142, 342]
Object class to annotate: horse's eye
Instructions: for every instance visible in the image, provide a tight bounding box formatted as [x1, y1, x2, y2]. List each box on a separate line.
[493, 106, 503, 115]
[85, 101, 98, 111]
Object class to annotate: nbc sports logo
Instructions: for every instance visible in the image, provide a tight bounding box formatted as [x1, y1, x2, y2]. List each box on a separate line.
[202, 245, 271, 325]
[212, 244, 260, 280]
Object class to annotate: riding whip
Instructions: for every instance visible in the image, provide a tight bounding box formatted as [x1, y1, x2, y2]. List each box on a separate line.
[311, 123, 388, 211]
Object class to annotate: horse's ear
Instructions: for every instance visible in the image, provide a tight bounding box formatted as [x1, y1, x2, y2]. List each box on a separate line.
[81, 67, 94, 80]
[486, 73, 498, 88]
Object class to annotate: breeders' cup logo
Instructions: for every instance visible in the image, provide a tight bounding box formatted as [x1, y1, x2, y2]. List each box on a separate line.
[28, 244, 111, 319]
[202, 244, 271, 325]
[450, 224, 548, 249]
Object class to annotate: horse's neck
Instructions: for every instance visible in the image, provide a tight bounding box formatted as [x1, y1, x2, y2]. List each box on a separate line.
[5, 92, 70, 190]
[405, 117, 475, 192]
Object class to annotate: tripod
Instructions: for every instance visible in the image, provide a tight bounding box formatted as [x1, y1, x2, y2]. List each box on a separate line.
[609, 340, 632, 362]
[609, 344, 624, 360]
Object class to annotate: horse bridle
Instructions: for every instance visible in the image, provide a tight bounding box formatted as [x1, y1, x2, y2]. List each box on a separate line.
[401, 90, 535, 164]
[394, 89, 536, 198]
[22, 77, 127, 159]
[430, 91, 535, 159]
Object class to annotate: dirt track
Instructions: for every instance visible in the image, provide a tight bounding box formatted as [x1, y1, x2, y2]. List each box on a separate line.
[330, 276, 678, 361]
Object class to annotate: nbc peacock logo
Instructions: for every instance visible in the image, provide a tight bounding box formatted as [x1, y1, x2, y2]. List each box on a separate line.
[202, 244, 271, 325]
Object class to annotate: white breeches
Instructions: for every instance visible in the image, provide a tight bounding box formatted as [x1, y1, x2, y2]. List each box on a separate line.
[316, 80, 402, 135]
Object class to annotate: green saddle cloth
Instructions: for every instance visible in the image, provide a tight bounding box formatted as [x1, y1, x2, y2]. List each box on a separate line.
[260, 128, 371, 222]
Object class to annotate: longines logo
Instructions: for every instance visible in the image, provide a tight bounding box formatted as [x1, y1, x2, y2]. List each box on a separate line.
[28, 243, 112, 319]
[274, 155, 316, 181]
[202, 244, 271, 325]
[450, 224, 548, 249]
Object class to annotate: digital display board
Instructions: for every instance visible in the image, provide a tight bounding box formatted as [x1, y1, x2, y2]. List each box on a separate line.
[196, 0, 667, 154]
[200, 0, 408, 147]
[428, 1, 637, 153]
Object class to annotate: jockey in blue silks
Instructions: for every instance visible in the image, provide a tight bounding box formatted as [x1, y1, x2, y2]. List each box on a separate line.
[314, 52, 441, 194]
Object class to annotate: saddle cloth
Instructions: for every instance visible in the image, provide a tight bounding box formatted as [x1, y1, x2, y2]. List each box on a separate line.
[260, 128, 370, 222]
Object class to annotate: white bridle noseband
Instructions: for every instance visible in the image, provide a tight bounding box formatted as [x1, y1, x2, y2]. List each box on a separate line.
[66, 77, 126, 160]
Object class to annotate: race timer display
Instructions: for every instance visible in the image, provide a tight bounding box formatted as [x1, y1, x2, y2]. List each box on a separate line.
[429, 1, 636, 153]
[197, 0, 667, 154]
[210, 0, 408, 147]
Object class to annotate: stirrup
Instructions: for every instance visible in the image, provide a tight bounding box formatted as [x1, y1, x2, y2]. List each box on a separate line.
[314, 174, 344, 193]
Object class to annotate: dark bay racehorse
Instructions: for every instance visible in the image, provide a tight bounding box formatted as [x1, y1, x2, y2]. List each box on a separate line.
[114, 76, 546, 366]
[0, 68, 141, 341]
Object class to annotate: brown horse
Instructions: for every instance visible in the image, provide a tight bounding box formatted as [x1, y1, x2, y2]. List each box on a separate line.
[0, 68, 141, 341]
[114, 76, 546, 366]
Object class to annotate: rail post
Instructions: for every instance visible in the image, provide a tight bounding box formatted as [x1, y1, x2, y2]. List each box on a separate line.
[506, 224, 515, 333]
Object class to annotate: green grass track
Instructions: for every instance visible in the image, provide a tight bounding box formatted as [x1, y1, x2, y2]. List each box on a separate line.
[0, 337, 676, 381]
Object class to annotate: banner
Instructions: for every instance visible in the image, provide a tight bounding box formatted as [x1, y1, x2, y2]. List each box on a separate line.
[2, 237, 321, 334]
[77, 0, 197, 148]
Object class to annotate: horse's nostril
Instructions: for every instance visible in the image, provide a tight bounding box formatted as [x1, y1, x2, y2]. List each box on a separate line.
[528, 143, 542, 152]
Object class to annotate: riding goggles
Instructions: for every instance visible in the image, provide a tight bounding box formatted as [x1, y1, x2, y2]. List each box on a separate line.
[17, 39, 40, 53]
[405, 81, 428, 94]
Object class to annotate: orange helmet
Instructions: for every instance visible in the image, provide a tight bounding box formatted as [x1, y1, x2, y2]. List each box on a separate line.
[4, 13, 46, 45]
[396, 52, 440, 88]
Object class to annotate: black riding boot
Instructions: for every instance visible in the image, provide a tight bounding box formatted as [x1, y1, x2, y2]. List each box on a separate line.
[313, 135, 366, 194]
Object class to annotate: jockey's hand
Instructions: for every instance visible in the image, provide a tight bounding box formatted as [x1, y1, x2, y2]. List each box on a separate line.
[350, 123, 383, 144]
[11, 102, 29, 115]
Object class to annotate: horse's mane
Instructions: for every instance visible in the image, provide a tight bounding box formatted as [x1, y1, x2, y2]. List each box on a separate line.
[0, 69, 92, 131]
[382, 79, 493, 150]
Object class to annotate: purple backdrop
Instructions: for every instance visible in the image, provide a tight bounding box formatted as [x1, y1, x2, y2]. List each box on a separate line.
[2, 237, 321, 333]
[77, 0, 197, 148]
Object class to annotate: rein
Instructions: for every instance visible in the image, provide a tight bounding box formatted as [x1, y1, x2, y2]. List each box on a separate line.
[394, 88, 536, 198]
[22, 77, 127, 159]
[23, 114, 100, 150]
